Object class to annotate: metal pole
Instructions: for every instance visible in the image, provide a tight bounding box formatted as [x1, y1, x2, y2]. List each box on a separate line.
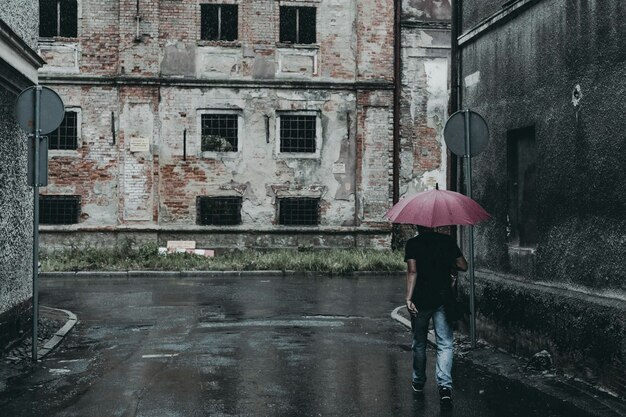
[32, 86, 42, 361]
[464, 109, 477, 349]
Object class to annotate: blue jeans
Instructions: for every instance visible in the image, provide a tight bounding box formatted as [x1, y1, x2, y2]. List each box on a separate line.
[410, 304, 453, 389]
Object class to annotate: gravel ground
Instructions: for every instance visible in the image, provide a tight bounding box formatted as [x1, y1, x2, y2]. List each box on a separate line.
[2, 311, 66, 364]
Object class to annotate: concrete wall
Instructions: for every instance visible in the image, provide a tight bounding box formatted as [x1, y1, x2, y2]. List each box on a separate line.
[0, 1, 38, 349]
[40, 0, 399, 249]
[458, 0, 626, 396]
[0, 0, 39, 50]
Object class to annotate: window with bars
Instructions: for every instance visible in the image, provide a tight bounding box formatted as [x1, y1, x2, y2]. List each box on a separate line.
[39, 195, 80, 225]
[201, 114, 238, 152]
[280, 6, 316, 44]
[278, 198, 320, 226]
[49, 110, 78, 150]
[279, 115, 316, 153]
[201, 4, 238, 41]
[197, 196, 242, 226]
[39, 0, 78, 38]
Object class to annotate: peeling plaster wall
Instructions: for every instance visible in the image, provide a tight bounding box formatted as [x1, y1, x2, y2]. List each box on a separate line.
[459, 0, 626, 395]
[395, 1, 451, 244]
[400, 28, 450, 196]
[39, 85, 120, 226]
[158, 87, 357, 229]
[39, 0, 396, 249]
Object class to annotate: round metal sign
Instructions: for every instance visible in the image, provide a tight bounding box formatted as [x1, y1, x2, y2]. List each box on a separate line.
[15, 86, 65, 134]
[444, 110, 489, 157]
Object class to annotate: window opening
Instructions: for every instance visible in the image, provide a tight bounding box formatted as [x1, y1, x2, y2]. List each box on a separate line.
[39, 0, 78, 38]
[280, 6, 316, 44]
[278, 198, 320, 226]
[201, 4, 238, 41]
[197, 196, 242, 226]
[40, 195, 80, 224]
[201, 114, 238, 152]
[279, 115, 316, 153]
[507, 126, 538, 247]
[49, 110, 78, 150]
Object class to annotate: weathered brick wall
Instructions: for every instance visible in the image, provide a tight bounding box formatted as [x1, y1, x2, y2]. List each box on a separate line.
[41, 0, 397, 248]
[119, 0, 160, 75]
[40, 85, 120, 225]
[356, 0, 394, 81]
[356, 90, 394, 225]
[158, 86, 357, 228]
[399, 5, 451, 197]
[80, 0, 120, 74]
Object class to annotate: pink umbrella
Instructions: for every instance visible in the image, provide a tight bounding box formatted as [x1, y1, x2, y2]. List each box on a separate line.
[384, 186, 490, 227]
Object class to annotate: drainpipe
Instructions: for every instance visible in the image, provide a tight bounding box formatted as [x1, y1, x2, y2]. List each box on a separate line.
[393, 0, 402, 204]
[448, 0, 462, 193]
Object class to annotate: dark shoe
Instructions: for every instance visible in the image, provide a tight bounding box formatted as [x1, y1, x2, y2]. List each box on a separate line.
[439, 386, 452, 407]
[412, 381, 424, 393]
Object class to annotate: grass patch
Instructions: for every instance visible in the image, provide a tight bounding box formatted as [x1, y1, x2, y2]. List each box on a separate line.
[40, 244, 405, 275]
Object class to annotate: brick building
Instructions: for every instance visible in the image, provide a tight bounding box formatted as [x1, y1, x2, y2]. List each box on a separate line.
[0, 1, 45, 350]
[37, 0, 450, 250]
[453, 0, 626, 396]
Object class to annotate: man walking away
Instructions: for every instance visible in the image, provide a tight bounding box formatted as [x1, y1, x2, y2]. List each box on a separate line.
[404, 225, 467, 408]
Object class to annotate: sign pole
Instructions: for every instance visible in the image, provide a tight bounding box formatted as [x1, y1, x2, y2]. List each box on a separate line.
[32, 86, 41, 361]
[463, 109, 477, 349]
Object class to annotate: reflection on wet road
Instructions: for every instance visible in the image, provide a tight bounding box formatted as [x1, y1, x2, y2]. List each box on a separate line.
[0, 276, 596, 416]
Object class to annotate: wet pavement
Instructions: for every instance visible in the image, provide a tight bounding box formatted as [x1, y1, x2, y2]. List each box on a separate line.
[0, 275, 609, 416]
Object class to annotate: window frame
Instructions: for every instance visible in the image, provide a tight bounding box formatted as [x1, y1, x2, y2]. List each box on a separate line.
[506, 125, 538, 248]
[39, 194, 81, 225]
[279, 5, 317, 45]
[48, 107, 81, 153]
[277, 197, 321, 226]
[275, 110, 321, 159]
[197, 109, 244, 157]
[39, 0, 79, 39]
[200, 3, 239, 42]
[196, 195, 243, 226]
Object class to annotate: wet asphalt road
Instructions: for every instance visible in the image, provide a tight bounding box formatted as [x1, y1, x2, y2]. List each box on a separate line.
[0, 275, 594, 417]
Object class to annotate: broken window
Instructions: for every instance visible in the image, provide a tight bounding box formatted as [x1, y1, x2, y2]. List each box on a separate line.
[197, 196, 242, 225]
[279, 115, 316, 153]
[279, 6, 316, 44]
[39, 195, 81, 224]
[49, 110, 78, 150]
[39, 0, 78, 38]
[507, 126, 538, 247]
[200, 4, 238, 41]
[278, 198, 320, 226]
[201, 114, 238, 152]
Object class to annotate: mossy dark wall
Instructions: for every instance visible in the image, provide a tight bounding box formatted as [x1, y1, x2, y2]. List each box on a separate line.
[461, 0, 626, 290]
[459, 272, 626, 396]
[458, 0, 626, 396]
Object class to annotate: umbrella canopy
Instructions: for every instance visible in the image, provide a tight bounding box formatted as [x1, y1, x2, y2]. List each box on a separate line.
[384, 188, 491, 227]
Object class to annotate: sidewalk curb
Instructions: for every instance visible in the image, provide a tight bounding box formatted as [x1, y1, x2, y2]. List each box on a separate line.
[391, 305, 437, 344]
[37, 306, 77, 360]
[390, 305, 626, 417]
[41, 270, 405, 279]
